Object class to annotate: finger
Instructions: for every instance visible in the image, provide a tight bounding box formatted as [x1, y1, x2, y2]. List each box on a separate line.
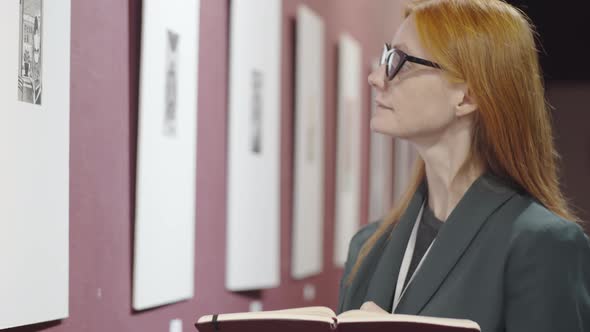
[360, 301, 385, 312]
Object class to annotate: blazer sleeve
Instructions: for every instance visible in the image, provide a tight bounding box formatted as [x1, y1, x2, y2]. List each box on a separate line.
[505, 219, 590, 332]
[337, 220, 381, 314]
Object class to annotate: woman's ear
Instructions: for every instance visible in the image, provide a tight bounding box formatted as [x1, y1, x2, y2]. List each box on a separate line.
[453, 83, 478, 117]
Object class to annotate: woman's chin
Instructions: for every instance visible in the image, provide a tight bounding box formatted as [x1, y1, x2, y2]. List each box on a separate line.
[370, 120, 396, 136]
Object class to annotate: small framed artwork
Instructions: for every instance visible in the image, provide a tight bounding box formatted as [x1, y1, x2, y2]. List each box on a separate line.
[291, 5, 326, 280]
[226, 0, 282, 291]
[333, 34, 363, 267]
[133, 0, 200, 310]
[0, 0, 71, 328]
[368, 60, 394, 223]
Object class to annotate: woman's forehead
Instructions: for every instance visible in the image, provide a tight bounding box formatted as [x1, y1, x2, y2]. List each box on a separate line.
[390, 16, 428, 57]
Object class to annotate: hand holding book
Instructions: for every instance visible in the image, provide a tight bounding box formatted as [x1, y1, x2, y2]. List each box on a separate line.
[195, 305, 481, 332]
[359, 301, 389, 314]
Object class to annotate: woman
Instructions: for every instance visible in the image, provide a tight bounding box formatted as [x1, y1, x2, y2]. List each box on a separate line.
[337, 1, 590, 331]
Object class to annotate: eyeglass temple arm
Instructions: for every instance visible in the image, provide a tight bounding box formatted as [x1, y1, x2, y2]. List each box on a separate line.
[405, 55, 442, 69]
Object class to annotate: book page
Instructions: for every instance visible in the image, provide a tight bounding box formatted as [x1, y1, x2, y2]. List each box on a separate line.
[337, 310, 480, 330]
[274, 306, 335, 317]
[197, 306, 335, 325]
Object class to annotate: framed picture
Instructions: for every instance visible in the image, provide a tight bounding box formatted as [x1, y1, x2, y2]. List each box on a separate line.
[133, 0, 200, 310]
[291, 5, 326, 279]
[333, 34, 363, 267]
[368, 61, 394, 222]
[226, 0, 282, 291]
[0, 0, 71, 328]
[393, 137, 417, 204]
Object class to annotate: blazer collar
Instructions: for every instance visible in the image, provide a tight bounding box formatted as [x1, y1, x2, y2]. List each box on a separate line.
[359, 170, 519, 314]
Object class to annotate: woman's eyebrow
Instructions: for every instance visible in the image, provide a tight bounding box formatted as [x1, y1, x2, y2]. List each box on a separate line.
[393, 43, 410, 53]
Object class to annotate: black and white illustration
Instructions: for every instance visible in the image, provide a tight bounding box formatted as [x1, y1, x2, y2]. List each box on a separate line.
[226, 0, 281, 291]
[368, 59, 394, 223]
[163, 29, 179, 137]
[18, 0, 42, 105]
[340, 97, 356, 192]
[291, 5, 326, 281]
[334, 34, 362, 267]
[1, 0, 70, 328]
[251, 69, 263, 154]
[305, 95, 317, 163]
[134, 0, 200, 311]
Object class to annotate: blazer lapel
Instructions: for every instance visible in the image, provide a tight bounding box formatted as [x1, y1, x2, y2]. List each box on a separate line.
[340, 223, 392, 312]
[393, 171, 518, 314]
[362, 178, 428, 311]
[341, 178, 428, 311]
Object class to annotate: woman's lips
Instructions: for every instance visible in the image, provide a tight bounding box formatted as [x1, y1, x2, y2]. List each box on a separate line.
[375, 98, 392, 110]
[376, 102, 392, 110]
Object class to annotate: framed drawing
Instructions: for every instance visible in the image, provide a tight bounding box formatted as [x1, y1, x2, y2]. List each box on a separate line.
[333, 34, 363, 267]
[133, 0, 200, 310]
[226, 0, 282, 291]
[291, 5, 325, 280]
[0, 0, 71, 328]
[368, 60, 394, 223]
[393, 137, 417, 204]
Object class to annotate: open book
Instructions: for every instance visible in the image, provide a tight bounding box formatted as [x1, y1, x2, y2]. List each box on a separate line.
[195, 306, 480, 332]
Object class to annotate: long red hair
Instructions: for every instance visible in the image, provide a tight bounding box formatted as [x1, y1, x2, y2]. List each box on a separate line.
[346, 0, 580, 286]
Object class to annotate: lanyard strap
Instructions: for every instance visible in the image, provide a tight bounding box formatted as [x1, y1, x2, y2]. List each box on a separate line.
[391, 199, 436, 313]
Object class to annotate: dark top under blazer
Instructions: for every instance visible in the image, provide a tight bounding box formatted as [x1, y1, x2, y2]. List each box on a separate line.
[337, 171, 590, 332]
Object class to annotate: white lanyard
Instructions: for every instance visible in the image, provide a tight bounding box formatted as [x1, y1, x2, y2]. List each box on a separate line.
[391, 200, 436, 313]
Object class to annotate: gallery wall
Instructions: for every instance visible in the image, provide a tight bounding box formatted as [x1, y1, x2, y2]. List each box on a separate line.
[7, 0, 406, 331]
[6, 1, 589, 332]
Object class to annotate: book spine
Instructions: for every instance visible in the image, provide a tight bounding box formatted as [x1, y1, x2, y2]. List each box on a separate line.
[212, 314, 220, 330]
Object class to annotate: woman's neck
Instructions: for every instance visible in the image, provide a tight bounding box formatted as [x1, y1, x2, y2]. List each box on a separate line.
[412, 124, 484, 221]
[423, 164, 484, 222]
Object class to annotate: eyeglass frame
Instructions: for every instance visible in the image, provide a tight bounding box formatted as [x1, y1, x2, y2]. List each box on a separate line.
[380, 43, 442, 81]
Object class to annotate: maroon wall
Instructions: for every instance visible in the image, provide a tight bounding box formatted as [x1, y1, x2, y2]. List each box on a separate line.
[7, 1, 405, 331]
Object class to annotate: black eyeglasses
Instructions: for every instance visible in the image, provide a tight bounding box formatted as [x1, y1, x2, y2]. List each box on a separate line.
[380, 43, 442, 81]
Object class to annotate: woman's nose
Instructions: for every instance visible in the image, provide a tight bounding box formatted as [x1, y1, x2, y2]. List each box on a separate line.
[368, 66, 385, 90]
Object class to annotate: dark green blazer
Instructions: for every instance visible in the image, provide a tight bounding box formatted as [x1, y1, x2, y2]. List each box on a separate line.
[337, 171, 590, 332]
